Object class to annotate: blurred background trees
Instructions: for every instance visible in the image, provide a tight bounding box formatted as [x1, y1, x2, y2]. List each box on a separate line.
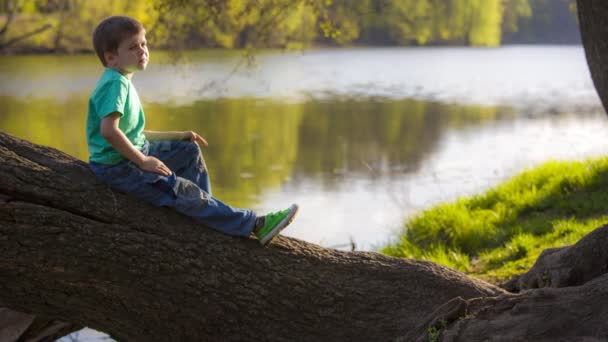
[0, 0, 577, 53]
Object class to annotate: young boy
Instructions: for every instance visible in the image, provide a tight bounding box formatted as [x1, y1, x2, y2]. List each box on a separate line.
[86, 15, 298, 245]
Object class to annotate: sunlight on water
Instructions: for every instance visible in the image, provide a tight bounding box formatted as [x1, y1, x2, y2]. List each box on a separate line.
[0, 46, 600, 110]
[1, 46, 606, 252]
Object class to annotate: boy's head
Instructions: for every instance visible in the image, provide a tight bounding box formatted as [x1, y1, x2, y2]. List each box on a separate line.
[93, 16, 149, 73]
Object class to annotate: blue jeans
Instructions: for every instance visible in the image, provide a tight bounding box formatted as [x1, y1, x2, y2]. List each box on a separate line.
[89, 140, 257, 237]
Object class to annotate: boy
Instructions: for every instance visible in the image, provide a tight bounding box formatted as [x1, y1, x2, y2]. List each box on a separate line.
[87, 15, 298, 245]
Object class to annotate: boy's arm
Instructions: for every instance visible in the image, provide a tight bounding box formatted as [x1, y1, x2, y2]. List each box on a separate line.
[144, 130, 209, 147]
[101, 113, 172, 176]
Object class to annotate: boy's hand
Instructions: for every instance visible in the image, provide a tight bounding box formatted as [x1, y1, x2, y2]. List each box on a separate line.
[183, 131, 208, 147]
[139, 156, 172, 176]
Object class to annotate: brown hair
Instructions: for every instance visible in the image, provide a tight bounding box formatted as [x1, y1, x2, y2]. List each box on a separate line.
[92, 16, 144, 66]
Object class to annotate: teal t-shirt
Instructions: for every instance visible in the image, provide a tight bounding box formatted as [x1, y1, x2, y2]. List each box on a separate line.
[86, 68, 146, 165]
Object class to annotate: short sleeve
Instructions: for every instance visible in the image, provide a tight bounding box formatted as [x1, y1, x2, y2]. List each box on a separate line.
[93, 78, 129, 119]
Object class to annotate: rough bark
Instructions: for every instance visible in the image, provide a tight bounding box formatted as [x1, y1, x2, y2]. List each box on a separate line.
[404, 274, 608, 341]
[503, 224, 608, 292]
[403, 225, 608, 341]
[577, 0, 608, 115]
[0, 131, 503, 341]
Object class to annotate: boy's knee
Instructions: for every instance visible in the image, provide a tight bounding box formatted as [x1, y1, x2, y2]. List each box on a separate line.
[174, 141, 206, 170]
[186, 141, 200, 153]
[175, 140, 197, 151]
[184, 141, 204, 159]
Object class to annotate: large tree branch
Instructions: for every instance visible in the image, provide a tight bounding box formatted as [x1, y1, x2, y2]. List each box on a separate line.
[404, 274, 608, 341]
[0, 131, 502, 341]
[2, 131, 608, 341]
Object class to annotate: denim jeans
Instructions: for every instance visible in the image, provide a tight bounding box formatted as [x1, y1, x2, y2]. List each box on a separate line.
[89, 140, 257, 237]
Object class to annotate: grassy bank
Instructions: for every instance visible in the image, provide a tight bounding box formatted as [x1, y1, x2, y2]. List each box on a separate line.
[381, 156, 608, 283]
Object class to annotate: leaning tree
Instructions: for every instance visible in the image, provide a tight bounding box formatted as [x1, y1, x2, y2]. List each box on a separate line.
[2, 0, 608, 340]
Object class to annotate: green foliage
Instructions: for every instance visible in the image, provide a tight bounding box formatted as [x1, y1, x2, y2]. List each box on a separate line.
[382, 157, 608, 282]
[0, 0, 579, 52]
[0, 0, 158, 52]
[379, 0, 507, 46]
[502, 0, 533, 34]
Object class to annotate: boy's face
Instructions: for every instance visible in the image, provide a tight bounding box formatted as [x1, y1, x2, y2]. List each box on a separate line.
[106, 30, 149, 74]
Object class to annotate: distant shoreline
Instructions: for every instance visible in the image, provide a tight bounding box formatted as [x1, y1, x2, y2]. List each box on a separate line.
[0, 42, 584, 57]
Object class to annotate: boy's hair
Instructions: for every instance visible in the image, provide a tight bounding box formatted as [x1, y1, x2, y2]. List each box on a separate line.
[92, 16, 144, 66]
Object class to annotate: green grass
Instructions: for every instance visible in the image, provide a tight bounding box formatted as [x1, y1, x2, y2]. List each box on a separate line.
[381, 157, 608, 283]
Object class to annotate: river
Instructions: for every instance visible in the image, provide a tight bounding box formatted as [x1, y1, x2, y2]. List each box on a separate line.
[1, 46, 606, 252]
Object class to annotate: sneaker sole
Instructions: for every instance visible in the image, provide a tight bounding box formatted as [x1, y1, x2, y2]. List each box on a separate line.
[259, 204, 299, 246]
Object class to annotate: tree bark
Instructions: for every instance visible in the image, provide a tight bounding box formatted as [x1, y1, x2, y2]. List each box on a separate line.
[503, 224, 608, 292]
[403, 223, 608, 341]
[577, 0, 608, 115]
[404, 274, 608, 341]
[0, 131, 503, 341]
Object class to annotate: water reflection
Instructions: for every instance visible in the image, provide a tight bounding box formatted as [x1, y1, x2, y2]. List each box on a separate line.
[294, 99, 513, 184]
[1, 47, 607, 252]
[0, 95, 514, 206]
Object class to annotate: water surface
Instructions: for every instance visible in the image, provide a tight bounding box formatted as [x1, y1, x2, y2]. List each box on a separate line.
[1, 46, 606, 251]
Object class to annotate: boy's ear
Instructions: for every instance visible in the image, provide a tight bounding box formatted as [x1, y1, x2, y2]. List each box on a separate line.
[104, 51, 116, 66]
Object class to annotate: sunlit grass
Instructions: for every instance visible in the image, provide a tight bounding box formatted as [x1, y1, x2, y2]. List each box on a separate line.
[381, 157, 608, 283]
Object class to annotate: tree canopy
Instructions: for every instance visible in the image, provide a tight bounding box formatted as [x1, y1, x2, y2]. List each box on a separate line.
[0, 0, 578, 53]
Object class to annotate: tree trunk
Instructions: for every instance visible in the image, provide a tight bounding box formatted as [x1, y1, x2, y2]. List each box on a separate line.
[404, 274, 608, 341]
[503, 224, 608, 292]
[577, 0, 608, 115]
[0, 131, 503, 341]
[403, 223, 608, 341]
[52, 0, 71, 53]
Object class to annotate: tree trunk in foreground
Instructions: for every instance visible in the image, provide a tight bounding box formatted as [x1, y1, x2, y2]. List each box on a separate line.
[0, 131, 503, 341]
[403, 225, 608, 341]
[404, 273, 608, 341]
[578, 0, 608, 115]
[503, 224, 608, 292]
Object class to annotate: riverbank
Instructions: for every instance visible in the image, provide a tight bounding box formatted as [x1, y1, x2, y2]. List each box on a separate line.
[381, 156, 608, 283]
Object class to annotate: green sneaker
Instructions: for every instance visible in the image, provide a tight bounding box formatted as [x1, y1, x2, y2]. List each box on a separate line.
[255, 204, 299, 246]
